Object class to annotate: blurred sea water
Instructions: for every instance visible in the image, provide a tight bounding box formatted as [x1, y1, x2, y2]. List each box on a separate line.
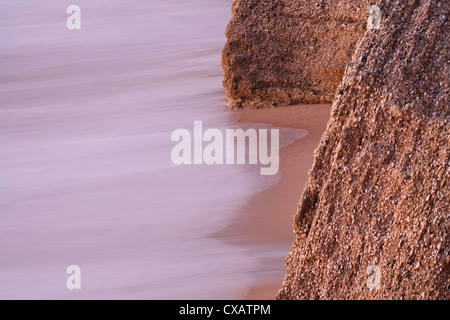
[0, 0, 304, 299]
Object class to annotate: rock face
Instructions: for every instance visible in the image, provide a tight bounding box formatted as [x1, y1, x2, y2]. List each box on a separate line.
[222, 0, 372, 108]
[273, 0, 449, 299]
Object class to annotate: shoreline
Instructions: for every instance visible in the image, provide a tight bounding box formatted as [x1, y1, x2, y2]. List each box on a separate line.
[214, 104, 332, 300]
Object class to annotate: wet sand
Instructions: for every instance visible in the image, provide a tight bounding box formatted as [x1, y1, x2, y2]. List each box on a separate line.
[215, 104, 332, 300]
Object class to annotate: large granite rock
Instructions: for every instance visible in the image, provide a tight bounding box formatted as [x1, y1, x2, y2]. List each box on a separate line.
[222, 0, 372, 108]
[274, 0, 449, 299]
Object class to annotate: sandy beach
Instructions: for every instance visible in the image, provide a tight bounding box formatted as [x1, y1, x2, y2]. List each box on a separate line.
[1, 0, 446, 303]
[215, 104, 332, 299]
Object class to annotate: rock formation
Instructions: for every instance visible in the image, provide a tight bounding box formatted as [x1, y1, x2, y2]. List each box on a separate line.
[222, 0, 372, 108]
[223, 0, 449, 299]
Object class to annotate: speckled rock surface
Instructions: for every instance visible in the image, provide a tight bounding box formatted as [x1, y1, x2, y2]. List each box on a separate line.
[276, 0, 449, 299]
[222, 0, 372, 108]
